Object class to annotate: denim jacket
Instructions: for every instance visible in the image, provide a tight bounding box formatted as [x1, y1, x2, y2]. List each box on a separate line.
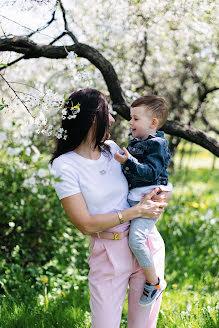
[122, 131, 171, 189]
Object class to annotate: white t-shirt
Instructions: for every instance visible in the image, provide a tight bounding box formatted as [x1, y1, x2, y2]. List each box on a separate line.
[51, 140, 130, 232]
[128, 184, 173, 202]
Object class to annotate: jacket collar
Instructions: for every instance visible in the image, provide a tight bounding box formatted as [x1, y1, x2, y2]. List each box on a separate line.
[130, 131, 165, 143]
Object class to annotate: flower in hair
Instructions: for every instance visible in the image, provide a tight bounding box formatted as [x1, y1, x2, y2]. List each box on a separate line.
[62, 102, 80, 120]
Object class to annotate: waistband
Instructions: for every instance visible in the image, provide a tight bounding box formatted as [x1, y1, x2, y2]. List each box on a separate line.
[91, 229, 129, 241]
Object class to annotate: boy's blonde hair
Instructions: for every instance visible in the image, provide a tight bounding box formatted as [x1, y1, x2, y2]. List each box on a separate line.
[131, 95, 168, 129]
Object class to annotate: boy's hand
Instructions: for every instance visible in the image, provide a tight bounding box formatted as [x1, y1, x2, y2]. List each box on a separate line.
[152, 189, 172, 203]
[114, 147, 130, 164]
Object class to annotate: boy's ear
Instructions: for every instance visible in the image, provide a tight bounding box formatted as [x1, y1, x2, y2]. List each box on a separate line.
[150, 118, 159, 129]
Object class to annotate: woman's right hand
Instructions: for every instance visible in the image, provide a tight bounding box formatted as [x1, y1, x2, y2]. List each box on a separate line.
[136, 188, 168, 219]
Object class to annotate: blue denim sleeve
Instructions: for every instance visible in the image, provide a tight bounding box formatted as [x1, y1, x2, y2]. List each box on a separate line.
[122, 139, 168, 182]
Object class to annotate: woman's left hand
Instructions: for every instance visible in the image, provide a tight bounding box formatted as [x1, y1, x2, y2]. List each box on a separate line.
[152, 190, 172, 203]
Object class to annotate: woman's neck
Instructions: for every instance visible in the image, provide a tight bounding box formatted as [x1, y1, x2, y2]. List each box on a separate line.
[74, 141, 101, 160]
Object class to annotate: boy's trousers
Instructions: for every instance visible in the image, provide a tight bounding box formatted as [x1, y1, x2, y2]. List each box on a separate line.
[128, 199, 158, 268]
[88, 226, 165, 328]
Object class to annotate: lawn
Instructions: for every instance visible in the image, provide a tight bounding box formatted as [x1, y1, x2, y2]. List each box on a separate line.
[0, 152, 218, 327]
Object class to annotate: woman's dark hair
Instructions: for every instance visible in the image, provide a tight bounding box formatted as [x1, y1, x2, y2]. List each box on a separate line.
[50, 88, 111, 163]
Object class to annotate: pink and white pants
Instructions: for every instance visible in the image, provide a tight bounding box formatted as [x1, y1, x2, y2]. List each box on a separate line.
[88, 226, 165, 328]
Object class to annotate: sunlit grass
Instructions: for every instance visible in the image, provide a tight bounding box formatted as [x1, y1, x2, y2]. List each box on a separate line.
[0, 167, 218, 327]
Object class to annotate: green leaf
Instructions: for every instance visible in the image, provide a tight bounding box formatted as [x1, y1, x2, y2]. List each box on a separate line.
[73, 103, 80, 109]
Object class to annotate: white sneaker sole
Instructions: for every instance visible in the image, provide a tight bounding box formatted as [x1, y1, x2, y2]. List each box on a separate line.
[139, 281, 167, 308]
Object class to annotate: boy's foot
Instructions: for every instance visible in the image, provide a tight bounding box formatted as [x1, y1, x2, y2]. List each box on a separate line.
[139, 278, 167, 307]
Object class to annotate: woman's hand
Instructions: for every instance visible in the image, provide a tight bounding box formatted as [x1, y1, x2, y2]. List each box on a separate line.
[137, 188, 168, 219]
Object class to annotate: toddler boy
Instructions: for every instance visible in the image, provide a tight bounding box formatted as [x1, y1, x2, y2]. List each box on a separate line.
[114, 95, 171, 307]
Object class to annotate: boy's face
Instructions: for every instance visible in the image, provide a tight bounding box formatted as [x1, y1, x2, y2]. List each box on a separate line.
[129, 106, 156, 140]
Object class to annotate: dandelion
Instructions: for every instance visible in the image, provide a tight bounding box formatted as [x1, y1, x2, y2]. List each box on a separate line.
[41, 276, 48, 283]
[41, 277, 49, 311]
[191, 202, 199, 208]
[172, 284, 178, 288]
[187, 202, 199, 208]
[61, 291, 66, 297]
[200, 203, 207, 210]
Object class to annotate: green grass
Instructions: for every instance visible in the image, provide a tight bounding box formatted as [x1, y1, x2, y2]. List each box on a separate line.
[0, 167, 218, 327]
[0, 281, 91, 328]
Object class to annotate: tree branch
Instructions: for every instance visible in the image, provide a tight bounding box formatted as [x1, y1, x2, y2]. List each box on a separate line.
[162, 120, 219, 157]
[0, 36, 218, 156]
[27, 7, 57, 38]
[49, 32, 67, 45]
[0, 73, 34, 117]
[58, 0, 78, 44]
[0, 55, 26, 72]
[201, 114, 219, 135]
[190, 86, 219, 123]
[134, 31, 156, 93]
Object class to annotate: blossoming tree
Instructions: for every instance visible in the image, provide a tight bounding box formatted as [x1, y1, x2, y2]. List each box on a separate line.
[0, 0, 218, 156]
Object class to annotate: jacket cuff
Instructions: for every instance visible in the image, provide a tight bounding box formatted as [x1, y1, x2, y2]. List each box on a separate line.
[122, 157, 137, 172]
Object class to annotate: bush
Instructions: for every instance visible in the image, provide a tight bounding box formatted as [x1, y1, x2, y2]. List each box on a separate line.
[0, 154, 89, 299]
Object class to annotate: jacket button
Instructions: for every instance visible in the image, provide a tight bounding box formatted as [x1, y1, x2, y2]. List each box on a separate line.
[125, 167, 129, 170]
[133, 148, 135, 151]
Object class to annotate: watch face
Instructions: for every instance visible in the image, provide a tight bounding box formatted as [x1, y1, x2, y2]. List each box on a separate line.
[117, 211, 124, 224]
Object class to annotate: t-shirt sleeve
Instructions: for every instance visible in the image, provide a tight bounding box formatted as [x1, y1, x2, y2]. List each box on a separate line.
[51, 158, 81, 200]
[104, 139, 121, 155]
[159, 182, 173, 192]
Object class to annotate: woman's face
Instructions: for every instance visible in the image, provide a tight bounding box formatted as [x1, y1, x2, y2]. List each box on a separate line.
[106, 113, 115, 139]
[108, 113, 115, 126]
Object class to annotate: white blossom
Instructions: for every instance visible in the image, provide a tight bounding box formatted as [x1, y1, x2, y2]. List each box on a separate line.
[2, 121, 13, 130]
[32, 153, 40, 163]
[37, 168, 47, 178]
[23, 176, 36, 187]
[0, 132, 7, 142]
[25, 147, 31, 156]
[38, 194, 46, 199]
[7, 147, 23, 156]
[67, 52, 78, 60]
[31, 145, 40, 154]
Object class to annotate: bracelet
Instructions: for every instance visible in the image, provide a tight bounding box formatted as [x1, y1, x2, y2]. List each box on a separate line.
[117, 211, 124, 224]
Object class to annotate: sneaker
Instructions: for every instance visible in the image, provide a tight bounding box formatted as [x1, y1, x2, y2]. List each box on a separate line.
[139, 278, 167, 307]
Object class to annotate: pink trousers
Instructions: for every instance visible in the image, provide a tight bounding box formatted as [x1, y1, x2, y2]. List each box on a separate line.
[88, 226, 165, 328]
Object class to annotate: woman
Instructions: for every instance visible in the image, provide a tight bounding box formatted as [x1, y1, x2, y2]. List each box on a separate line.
[51, 88, 171, 328]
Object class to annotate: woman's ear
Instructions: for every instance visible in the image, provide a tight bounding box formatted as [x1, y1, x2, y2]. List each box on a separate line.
[150, 118, 159, 129]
